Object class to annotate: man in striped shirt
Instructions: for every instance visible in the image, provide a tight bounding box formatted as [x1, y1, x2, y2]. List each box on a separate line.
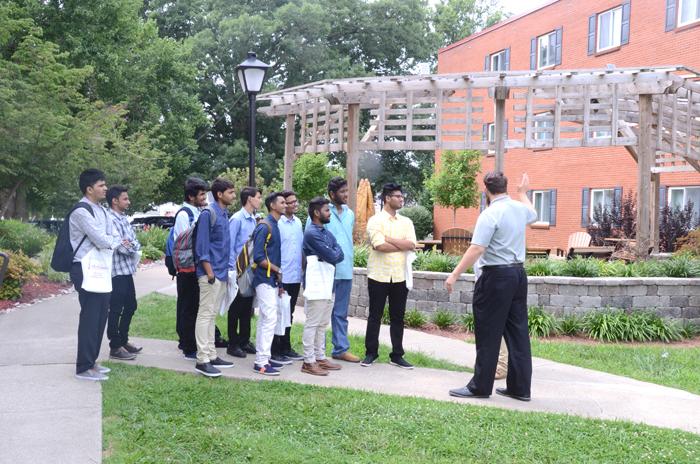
[107, 186, 142, 361]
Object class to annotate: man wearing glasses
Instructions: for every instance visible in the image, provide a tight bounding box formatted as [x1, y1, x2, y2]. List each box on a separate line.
[361, 183, 417, 369]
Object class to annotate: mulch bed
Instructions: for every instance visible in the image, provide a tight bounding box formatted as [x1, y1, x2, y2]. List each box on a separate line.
[0, 276, 73, 312]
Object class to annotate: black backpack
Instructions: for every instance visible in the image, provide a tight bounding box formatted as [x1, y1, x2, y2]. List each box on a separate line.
[50, 202, 95, 272]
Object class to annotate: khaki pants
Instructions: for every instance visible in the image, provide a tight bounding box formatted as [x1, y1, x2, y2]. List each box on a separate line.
[195, 276, 226, 364]
[303, 299, 333, 363]
[496, 338, 508, 378]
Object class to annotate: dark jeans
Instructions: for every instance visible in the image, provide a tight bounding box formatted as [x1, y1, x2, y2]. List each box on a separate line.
[176, 272, 199, 353]
[272, 283, 301, 355]
[467, 266, 532, 397]
[107, 274, 137, 350]
[365, 278, 408, 361]
[70, 263, 110, 374]
[228, 292, 254, 348]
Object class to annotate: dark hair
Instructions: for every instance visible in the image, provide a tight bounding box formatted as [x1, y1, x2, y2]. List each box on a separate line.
[308, 196, 330, 220]
[381, 182, 402, 203]
[483, 171, 508, 195]
[107, 185, 128, 208]
[240, 186, 262, 207]
[184, 177, 209, 202]
[281, 190, 297, 199]
[327, 177, 348, 195]
[79, 169, 106, 194]
[265, 192, 284, 210]
[210, 178, 235, 201]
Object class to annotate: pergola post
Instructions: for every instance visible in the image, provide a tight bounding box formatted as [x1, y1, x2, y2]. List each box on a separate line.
[346, 103, 360, 212]
[283, 114, 295, 190]
[494, 86, 509, 173]
[637, 94, 654, 258]
[651, 173, 660, 253]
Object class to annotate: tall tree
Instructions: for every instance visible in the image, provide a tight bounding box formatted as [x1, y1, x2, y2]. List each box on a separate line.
[433, 0, 504, 48]
[425, 150, 481, 226]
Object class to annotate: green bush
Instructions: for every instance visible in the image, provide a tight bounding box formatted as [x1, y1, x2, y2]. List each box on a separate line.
[381, 305, 390, 325]
[400, 206, 433, 240]
[583, 309, 632, 342]
[460, 312, 475, 332]
[413, 249, 459, 273]
[528, 306, 558, 337]
[561, 257, 601, 277]
[0, 220, 51, 257]
[659, 254, 700, 278]
[582, 309, 682, 343]
[431, 309, 457, 329]
[36, 239, 70, 283]
[679, 321, 700, 339]
[525, 259, 562, 276]
[140, 245, 164, 261]
[353, 245, 369, 268]
[0, 251, 41, 300]
[404, 309, 427, 328]
[136, 226, 169, 253]
[559, 315, 582, 336]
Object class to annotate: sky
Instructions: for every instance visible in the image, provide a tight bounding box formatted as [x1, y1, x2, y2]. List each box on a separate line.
[499, 0, 552, 16]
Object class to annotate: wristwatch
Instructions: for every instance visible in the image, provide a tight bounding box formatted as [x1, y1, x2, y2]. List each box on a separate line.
[208, 277, 216, 285]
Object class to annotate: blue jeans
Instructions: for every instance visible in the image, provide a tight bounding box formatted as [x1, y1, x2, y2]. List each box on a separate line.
[330, 279, 353, 356]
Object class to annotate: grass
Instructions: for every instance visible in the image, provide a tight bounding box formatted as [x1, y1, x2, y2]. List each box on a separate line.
[530, 339, 700, 395]
[132, 293, 468, 372]
[102, 363, 700, 463]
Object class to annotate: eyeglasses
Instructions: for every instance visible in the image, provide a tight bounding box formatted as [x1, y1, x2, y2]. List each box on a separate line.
[389, 194, 405, 199]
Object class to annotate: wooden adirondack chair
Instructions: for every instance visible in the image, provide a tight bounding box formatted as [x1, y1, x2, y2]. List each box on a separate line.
[556, 232, 592, 258]
[441, 228, 472, 256]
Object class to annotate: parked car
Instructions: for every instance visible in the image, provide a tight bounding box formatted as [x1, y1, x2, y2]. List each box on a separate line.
[130, 216, 175, 231]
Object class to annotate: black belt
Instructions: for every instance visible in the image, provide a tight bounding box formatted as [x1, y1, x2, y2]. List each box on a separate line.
[481, 263, 523, 270]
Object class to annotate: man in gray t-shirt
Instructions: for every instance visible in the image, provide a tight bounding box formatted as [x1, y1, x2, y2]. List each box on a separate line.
[445, 172, 537, 401]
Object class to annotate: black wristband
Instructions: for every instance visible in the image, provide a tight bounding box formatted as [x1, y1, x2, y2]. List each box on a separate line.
[208, 277, 215, 285]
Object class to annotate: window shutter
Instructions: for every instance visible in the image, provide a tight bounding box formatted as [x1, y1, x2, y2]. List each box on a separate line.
[614, 186, 623, 206]
[485, 54, 490, 71]
[588, 14, 597, 55]
[665, 0, 677, 31]
[581, 188, 591, 227]
[480, 192, 486, 212]
[504, 47, 511, 71]
[621, 1, 631, 45]
[482, 123, 488, 141]
[549, 189, 557, 226]
[659, 185, 667, 212]
[555, 27, 563, 65]
[504, 119, 509, 138]
[530, 37, 537, 70]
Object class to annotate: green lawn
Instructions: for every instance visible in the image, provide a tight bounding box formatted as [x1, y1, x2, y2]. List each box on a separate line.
[102, 364, 700, 463]
[132, 293, 469, 372]
[530, 339, 700, 395]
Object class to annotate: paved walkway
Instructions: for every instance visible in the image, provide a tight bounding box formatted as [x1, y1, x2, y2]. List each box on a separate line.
[2, 266, 699, 463]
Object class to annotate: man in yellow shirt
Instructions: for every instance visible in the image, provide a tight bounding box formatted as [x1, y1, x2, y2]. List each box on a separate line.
[361, 183, 417, 369]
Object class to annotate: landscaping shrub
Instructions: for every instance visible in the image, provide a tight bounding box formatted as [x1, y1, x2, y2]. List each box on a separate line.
[431, 309, 457, 329]
[0, 220, 51, 257]
[658, 254, 700, 278]
[676, 228, 700, 256]
[353, 245, 369, 268]
[560, 257, 601, 277]
[400, 206, 433, 240]
[460, 312, 475, 332]
[404, 309, 427, 328]
[679, 320, 700, 339]
[528, 306, 558, 337]
[140, 245, 164, 261]
[0, 251, 41, 300]
[639, 312, 682, 343]
[583, 309, 633, 342]
[559, 315, 582, 336]
[659, 203, 696, 252]
[413, 249, 459, 273]
[524, 258, 562, 276]
[36, 239, 70, 283]
[582, 309, 682, 343]
[136, 226, 169, 253]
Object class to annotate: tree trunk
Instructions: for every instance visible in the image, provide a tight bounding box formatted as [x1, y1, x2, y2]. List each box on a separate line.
[0, 181, 22, 219]
[453, 208, 457, 227]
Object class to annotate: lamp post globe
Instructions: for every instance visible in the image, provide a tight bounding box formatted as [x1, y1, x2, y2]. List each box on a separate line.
[236, 52, 270, 187]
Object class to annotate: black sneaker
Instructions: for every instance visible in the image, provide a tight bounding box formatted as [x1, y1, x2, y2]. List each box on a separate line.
[109, 347, 136, 361]
[271, 354, 293, 365]
[390, 357, 414, 370]
[360, 354, 379, 367]
[243, 342, 256, 354]
[183, 351, 197, 360]
[283, 349, 304, 361]
[214, 338, 228, 348]
[210, 357, 234, 369]
[269, 358, 286, 369]
[227, 346, 247, 358]
[123, 342, 143, 354]
[195, 363, 222, 378]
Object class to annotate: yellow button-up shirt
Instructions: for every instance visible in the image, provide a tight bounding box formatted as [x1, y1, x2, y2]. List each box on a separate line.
[366, 210, 417, 283]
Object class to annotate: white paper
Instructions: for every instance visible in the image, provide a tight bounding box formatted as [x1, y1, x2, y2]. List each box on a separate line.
[303, 255, 335, 300]
[405, 251, 417, 290]
[219, 269, 239, 316]
[80, 248, 114, 293]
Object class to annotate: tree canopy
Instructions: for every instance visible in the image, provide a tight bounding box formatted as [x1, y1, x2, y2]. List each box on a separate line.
[425, 150, 482, 225]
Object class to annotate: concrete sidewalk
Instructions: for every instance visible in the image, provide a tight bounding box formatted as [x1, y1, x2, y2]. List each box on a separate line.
[1, 266, 699, 464]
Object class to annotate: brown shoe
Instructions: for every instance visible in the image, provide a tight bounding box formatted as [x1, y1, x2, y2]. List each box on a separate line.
[317, 359, 342, 370]
[494, 368, 507, 380]
[332, 351, 360, 363]
[301, 362, 328, 376]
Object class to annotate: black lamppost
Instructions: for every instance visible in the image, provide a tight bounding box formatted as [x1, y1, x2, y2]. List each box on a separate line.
[236, 52, 270, 187]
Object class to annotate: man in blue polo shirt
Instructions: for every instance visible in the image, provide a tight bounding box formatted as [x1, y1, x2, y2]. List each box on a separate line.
[193, 178, 236, 378]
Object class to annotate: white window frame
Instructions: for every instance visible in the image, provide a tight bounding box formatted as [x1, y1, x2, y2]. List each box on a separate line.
[678, 0, 700, 27]
[532, 190, 551, 224]
[490, 50, 507, 71]
[534, 115, 553, 141]
[592, 129, 612, 138]
[597, 6, 623, 52]
[537, 31, 557, 69]
[668, 186, 700, 220]
[487, 122, 495, 142]
[590, 188, 615, 221]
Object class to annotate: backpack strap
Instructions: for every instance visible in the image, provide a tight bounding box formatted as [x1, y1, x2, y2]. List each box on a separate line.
[258, 220, 273, 278]
[71, 202, 95, 258]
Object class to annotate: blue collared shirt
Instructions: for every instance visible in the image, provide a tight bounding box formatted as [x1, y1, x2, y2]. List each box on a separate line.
[279, 214, 303, 284]
[303, 222, 344, 287]
[252, 214, 282, 288]
[228, 207, 257, 268]
[318, 204, 355, 280]
[195, 202, 231, 281]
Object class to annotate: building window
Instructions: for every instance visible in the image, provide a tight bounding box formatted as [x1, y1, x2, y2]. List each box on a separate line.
[592, 129, 612, 138]
[668, 186, 700, 220]
[533, 190, 551, 223]
[490, 50, 507, 71]
[679, 0, 700, 26]
[597, 6, 623, 51]
[590, 188, 615, 220]
[534, 116, 553, 141]
[537, 31, 557, 68]
[487, 123, 495, 142]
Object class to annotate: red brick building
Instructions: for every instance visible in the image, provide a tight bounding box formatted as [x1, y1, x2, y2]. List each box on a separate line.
[435, 0, 700, 250]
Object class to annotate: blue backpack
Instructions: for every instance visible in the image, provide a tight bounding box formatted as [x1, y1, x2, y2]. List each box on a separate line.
[164, 207, 195, 276]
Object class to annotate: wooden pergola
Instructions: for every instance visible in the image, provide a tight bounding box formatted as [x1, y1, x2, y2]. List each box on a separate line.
[258, 66, 700, 256]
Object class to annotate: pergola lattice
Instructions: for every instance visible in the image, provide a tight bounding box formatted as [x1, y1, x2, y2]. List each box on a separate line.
[258, 66, 700, 256]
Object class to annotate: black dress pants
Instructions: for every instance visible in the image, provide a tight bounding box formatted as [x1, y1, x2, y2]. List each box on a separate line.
[70, 263, 110, 374]
[228, 292, 254, 348]
[365, 278, 408, 361]
[271, 283, 301, 355]
[176, 272, 199, 354]
[107, 274, 137, 349]
[467, 266, 532, 397]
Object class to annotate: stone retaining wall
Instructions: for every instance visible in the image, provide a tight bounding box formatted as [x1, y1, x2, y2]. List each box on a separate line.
[348, 268, 700, 323]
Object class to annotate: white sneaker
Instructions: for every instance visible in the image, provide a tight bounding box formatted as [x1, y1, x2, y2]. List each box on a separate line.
[94, 364, 111, 374]
[75, 368, 109, 381]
